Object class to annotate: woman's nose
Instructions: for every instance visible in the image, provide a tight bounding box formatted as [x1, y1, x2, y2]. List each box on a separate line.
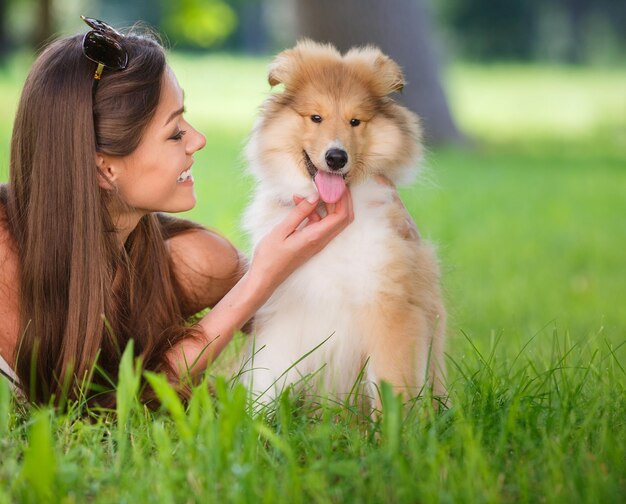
[187, 126, 206, 154]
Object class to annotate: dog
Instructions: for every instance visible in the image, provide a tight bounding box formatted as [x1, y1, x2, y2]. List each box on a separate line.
[241, 40, 446, 408]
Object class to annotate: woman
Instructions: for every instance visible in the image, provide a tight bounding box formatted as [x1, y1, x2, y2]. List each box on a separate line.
[0, 18, 354, 407]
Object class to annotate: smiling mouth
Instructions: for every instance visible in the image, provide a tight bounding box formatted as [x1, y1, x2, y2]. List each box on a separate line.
[303, 150, 318, 178]
[303, 150, 347, 204]
[177, 167, 193, 182]
[302, 150, 347, 181]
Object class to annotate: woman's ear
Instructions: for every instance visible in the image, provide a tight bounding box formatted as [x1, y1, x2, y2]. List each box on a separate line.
[95, 153, 118, 190]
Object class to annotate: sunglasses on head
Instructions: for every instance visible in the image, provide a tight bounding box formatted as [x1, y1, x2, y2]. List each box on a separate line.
[81, 15, 129, 84]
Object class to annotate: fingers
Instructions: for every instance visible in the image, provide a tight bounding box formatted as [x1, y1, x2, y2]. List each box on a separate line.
[334, 188, 354, 223]
[293, 195, 322, 223]
[297, 189, 353, 244]
[317, 189, 353, 228]
[283, 189, 354, 250]
[293, 191, 353, 226]
[341, 189, 355, 225]
[278, 194, 320, 237]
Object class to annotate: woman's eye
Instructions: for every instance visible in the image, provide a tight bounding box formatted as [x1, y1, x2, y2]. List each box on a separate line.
[310, 115, 322, 123]
[170, 129, 187, 141]
[350, 118, 361, 127]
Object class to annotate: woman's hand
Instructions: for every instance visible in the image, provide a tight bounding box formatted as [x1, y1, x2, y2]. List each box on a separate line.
[167, 190, 353, 378]
[250, 190, 354, 290]
[374, 175, 420, 241]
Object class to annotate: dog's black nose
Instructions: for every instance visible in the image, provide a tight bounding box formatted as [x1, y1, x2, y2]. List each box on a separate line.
[325, 149, 348, 171]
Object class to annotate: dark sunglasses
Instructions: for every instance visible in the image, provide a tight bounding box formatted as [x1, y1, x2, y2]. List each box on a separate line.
[81, 15, 129, 83]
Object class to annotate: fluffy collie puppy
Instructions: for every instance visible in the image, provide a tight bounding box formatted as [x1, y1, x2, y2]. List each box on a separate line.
[242, 40, 446, 407]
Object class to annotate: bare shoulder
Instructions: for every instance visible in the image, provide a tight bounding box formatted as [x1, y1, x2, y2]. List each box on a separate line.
[167, 228, 248, 315]
[0, 205, 20, 366]
[0, 204, 19, 285]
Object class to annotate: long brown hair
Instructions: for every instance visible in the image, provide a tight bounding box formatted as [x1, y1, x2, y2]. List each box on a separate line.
[3, 29, 203, 406]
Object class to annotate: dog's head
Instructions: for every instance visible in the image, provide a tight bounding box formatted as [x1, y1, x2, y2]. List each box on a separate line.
[248, 40, 422, 203]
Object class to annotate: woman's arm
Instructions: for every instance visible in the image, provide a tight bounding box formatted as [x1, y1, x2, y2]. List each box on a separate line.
[166, 190, 354, 377]
[166, 227, 248, 318]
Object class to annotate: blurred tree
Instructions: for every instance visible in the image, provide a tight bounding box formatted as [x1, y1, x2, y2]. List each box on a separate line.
[224, 0, 268, 53]
[161, 0, 237, 49]
[0, 0, 7, 61]
[94, 0, 164, 30]
[35, 0, 53, 49]
[564, 0, 588, 63]
[295, 0, 463, 145]
[438, 0, 626, 64]
[561, 0, 626, 63]
[440, 0, 537, 60]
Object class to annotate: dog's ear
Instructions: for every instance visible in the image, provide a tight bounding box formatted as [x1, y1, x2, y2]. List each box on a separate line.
[375, 53, 405, 94]
[268, 48, 297, 87]
[268, 40, 342, 87]
[345, 46, 405, 95]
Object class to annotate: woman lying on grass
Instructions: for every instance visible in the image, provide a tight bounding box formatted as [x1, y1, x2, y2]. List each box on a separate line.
[0, 17, 356, 408]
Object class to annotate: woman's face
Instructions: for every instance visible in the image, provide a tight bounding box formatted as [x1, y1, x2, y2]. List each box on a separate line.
[106, 66, 206, 215]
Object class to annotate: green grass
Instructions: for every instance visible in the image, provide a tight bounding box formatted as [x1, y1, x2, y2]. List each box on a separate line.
[1, 53, 625, 502]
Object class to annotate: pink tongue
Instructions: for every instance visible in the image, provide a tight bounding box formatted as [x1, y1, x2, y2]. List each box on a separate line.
[314, 171, 346, 204]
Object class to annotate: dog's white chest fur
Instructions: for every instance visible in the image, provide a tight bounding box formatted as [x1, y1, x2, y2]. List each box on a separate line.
[242, 180, 400, 399]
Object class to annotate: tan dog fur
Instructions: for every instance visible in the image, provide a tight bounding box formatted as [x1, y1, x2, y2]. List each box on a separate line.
[243, 40, 447, 406]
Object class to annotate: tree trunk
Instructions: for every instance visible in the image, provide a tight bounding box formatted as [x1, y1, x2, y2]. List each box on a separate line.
[295, 0, 463, 145]
[565, 0, 588, 64]
[0, 0, 8, 61]
[34, 0, 54, 50]
[232, 1, 268, 53]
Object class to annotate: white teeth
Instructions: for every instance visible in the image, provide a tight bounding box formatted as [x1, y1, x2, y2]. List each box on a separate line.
[177, 168, 192, 182]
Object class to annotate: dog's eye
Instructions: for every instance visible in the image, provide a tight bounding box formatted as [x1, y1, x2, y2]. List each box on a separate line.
[350, 118, 361, 127]
[310, 115, 322, 123]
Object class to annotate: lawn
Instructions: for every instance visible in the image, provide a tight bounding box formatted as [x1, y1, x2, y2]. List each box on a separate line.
[1, 53, 625, 502]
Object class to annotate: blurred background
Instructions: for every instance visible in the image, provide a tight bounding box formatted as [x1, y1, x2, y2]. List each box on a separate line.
[0, 0, 624, 360]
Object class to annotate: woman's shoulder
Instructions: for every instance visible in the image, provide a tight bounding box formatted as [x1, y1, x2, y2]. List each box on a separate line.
[0, 199, 20, 367]
[0, 201, 17, 263]
[164, 221, 248, 314]
[0, 198, 19, 286]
